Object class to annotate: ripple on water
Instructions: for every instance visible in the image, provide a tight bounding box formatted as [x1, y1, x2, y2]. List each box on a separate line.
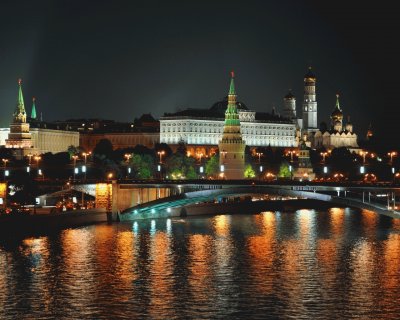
[0, 209, 399, 319]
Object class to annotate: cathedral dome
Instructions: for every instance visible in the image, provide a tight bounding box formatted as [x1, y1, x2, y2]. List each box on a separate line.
[210, 96, 248, 115]
[331, 93, 343, 120]
[304, 67, 316, 80]
[284, 90, 295, 100]
[331, 108, 343, 119]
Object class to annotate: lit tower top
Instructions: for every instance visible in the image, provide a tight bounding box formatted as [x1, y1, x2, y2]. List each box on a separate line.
[331, 93, 343, 131]
[31, 97, 37, 120]
[283, 89, 296, 119]
[224, 71, 241, 127]
[13, 78, 27, 123]
[302, 66, 318, 131]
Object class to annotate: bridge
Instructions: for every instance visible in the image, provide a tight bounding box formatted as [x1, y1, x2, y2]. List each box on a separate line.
[87, 180, 399, 221]
[37, 180, 400, 220]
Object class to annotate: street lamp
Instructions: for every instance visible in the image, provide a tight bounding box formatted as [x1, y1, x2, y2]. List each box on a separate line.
[256, 152, 263, 163]
[196, 152, 204, 163]
[82, 152, 89, 180]
[34, 155, 41, 167]
[2, 159, 8, 181]
[157, 150, 165, 163]
[360, 151, 369, 164]
[320, 152, 328, 163]
[27, 153, 33, 166]
[388, 151, 397, 164]
[72, 155, 78, 181]
[124, 153, 132, 163]
[286, 150, 296, 162]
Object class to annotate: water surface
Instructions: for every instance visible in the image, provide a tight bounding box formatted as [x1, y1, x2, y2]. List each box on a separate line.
[1, 208, 400, 319]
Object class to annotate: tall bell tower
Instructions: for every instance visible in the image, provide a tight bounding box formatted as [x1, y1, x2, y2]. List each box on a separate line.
[218, 71, 246, 179]
[302, 67, 318, 133]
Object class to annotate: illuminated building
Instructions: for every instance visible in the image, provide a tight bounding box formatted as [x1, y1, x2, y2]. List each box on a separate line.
[311, 94, 358, 150]
[2, 80, 79, 156]
[160, 76, 297, 151]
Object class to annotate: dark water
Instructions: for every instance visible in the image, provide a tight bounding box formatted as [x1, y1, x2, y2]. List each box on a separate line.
[1, 208, 400, 319]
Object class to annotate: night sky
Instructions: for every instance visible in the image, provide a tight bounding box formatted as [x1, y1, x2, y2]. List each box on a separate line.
[0, 1, 399, 148]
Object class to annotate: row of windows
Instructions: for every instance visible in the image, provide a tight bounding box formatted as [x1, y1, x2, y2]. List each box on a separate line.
[161, 128, 295, 135]
[161, 121, 294, 131]
[161, 137, 295, 147]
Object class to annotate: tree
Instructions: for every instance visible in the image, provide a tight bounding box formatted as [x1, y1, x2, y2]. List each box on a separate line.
[278, 161, 292, 178]
[165, 152, 197, 179]
[67, 145, 80, 158]
[93, 139, 113, 161]
[205, 155, 219, 178]
[176, 140, 187, 156]
[186, 166, 198, 179]
[244, 164, 256, 178]
[131, 154, 155, 179]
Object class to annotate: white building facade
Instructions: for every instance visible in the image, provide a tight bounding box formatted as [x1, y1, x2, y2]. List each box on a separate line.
[160, 110, 297, 148]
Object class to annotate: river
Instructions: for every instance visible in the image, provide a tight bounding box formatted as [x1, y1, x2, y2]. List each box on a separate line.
[1, 208, 400, 319]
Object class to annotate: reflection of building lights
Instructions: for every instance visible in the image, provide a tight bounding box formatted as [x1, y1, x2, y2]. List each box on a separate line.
[166, 218, 172, 233]
[133, 221, 138, 234]
[167, 207, 171, 213]
[151, 208, 156, 214]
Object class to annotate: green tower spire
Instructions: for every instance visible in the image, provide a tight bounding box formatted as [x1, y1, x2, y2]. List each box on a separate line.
[31, 97, 37, 119]
[224, 71, 240, 126]
[13, 78, 27, 123]
[229, 71, 235, 95]
[335, 93, 341, 111]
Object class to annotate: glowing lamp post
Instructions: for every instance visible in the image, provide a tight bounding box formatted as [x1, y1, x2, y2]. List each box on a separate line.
[320, 152, 328, 163]
[360, 151, 369, 164]
[256, 152, 263, 163]
[2, 159, 8, 181]
[196, 152, 204, 163]
[388, 151, 397, 164]
[124, 153, 132, 163]
[157, 151, 165, 163]
[72, 155, 78, 181]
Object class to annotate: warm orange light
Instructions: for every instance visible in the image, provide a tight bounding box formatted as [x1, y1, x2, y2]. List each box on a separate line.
[107, 173, 113, 179]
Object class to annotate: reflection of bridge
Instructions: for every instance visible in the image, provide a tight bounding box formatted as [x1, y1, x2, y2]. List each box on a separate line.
[66, 180, 400, 220]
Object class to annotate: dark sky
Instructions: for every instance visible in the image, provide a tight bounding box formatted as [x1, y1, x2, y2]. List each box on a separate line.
[0, 0, 399, 148]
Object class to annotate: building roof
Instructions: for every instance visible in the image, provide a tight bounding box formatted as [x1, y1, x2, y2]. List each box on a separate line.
[284, 90, 295, 99]
[304, 67, 316, 80]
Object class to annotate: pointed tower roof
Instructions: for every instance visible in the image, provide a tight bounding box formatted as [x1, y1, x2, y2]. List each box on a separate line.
[229, 71, 235, 95]
[331, 93, 343, 118]
[31, 97, 37, 119]
[13, 78, 27, 123]
[224, 71, 240, 127]
[17, 78, 25, 112]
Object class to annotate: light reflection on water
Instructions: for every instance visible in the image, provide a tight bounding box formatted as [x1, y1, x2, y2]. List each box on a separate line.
[0, 208, 400, 319]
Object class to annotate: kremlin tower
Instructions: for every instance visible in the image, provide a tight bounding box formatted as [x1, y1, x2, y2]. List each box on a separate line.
[302, 67, 318, 133]
[5, 79, 33, 149]
[218, 72, 246, 179]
